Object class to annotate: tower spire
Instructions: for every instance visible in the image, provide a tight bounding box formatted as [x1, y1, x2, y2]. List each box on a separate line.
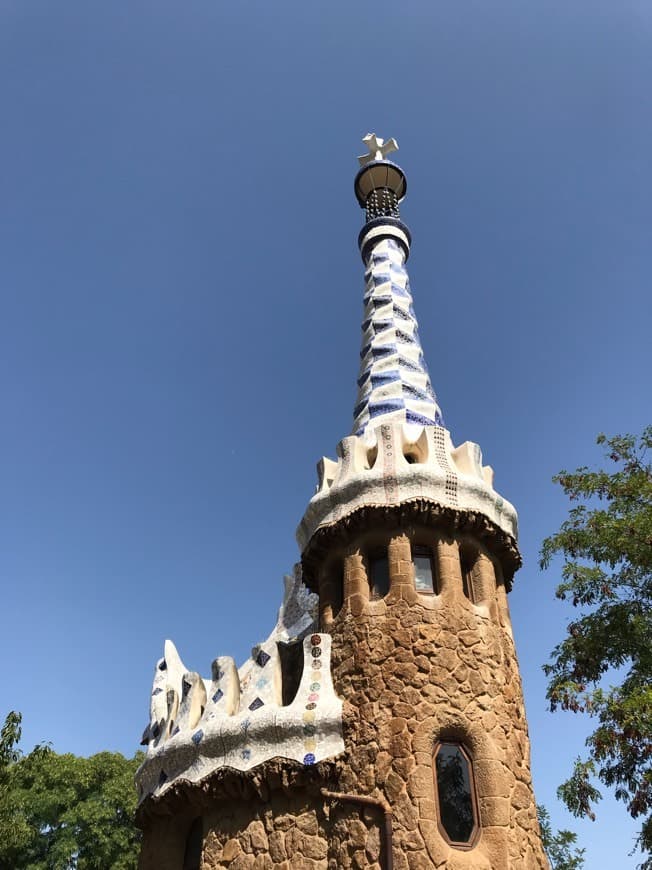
[352, 133, 444, 437]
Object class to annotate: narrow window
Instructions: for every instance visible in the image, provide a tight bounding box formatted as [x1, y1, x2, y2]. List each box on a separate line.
[320, 563, 344, 624]
[331, 563, 343, 617]
[182, 817, 203, 870]
[277, 640, 304, 706]
[369, 553, 390, 599]
[460, 546, 476, 603]
[434, 742, 478, 847]
[413, 545, 436, 594]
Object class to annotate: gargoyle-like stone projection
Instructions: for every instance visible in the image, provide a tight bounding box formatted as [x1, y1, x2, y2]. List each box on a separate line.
[136, 567, 344, 801]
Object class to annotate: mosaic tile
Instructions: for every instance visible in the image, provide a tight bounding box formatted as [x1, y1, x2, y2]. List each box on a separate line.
[255, 649, 271, 668]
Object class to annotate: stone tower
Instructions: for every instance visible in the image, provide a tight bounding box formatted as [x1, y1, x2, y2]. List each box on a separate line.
[136, 136, 549, 870]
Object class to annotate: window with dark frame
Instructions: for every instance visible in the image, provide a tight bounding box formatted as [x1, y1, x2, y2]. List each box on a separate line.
[433, 742, 479, 848]
[369, 553, 390, 599]
[459, 545, 476, 603]
[412, 545, 436, 594]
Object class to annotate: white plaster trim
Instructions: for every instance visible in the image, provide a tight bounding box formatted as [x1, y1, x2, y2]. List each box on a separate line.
[136, 570, 344, 802]
[297, 423, 518, 552]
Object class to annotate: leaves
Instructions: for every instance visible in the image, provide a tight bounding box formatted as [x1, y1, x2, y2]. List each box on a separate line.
[537, 804, 586, 869]
[540, 427, 652, 866]
[0, 712, 143, 870]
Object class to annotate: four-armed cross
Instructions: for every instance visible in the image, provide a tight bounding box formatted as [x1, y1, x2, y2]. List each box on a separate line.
[357, 133, 399, 166]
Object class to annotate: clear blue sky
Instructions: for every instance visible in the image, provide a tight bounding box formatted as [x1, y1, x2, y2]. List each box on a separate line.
[1, 1, 650, 866]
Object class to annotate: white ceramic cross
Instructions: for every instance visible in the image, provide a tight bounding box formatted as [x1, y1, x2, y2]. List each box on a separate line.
[357, 133, 399, 166]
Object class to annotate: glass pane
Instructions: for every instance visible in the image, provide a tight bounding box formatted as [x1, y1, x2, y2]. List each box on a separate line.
[414, 554, 434, 592]
[435, 743, 476, 843]
[370, 556, 389, 599]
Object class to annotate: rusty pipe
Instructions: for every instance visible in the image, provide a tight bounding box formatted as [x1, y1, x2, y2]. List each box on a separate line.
[320, 787, 393, 870]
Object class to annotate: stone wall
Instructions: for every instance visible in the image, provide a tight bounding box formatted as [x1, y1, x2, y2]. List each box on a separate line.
[316, 525, 549, 869]
[138, 521, 549, 869]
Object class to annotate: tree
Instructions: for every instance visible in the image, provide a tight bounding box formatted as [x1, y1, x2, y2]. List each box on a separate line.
[540, 428, 652, 867]
[0, 710, 143, 870]
[537, 805, 585, 870]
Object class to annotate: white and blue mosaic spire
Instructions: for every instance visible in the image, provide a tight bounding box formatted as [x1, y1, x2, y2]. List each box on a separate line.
[352, 134, 444, 437]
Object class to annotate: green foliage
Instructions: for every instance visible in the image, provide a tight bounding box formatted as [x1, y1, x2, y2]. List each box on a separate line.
[540, 428, 652, 867]
[0, 711, 143, 870]
[537, 804, 585, 870]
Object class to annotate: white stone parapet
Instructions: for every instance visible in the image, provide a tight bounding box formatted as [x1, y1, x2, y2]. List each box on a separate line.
[136, 568, 344, 802]
[297, 422, 517, 552]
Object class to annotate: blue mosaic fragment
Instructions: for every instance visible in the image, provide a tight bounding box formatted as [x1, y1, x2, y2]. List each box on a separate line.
[212, 688, 224, 704]
[191, 729, 204, 745]
[303, 753, 316, 765]
[370, 343, 397, 359]
[405, 409, 443, 427]
[152, 687, 163, 696]
[402, 382, 432, 401]
[371, 370, 400, 388]
[397, 354, 421, 372]
[395, 328, 414, 344]
[248, 697, 264, 711]
[369, 398, 405, 416]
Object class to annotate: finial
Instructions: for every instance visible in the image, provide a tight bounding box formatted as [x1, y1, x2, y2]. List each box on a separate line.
[358, 133, 399, 166]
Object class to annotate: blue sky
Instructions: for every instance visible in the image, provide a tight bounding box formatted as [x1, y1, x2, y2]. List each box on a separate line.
[1, 1, 650, 865]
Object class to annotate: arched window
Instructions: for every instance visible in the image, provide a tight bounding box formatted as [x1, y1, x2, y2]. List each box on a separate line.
[433, 742, 479, 848]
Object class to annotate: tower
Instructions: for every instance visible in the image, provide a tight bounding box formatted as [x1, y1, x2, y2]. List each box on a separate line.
[136, 136, 549, 870]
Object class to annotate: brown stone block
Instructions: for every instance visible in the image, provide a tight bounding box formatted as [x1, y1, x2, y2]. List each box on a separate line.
[393, 792, 419, 831]
[284, 827, 306, 856]
[419, 818, 449, 866]
[407, 766, 434, 800]
[247, 820, 268, 852]
[393, 755, 416, 779]
[389, 731, 412, 758]
[230, 853, 256, 869]
[222, 838, 243, 862]
[418, 798, 437, 822]
[480, 825, 509, 868]
[475, 759, 509, 798]
[406, 851, 434, 869]
[512, 781, 536, 811]
[303, 836, 328, 860]
[385, 769, 405, 802]
[295, 814, 318, 836]
[479, 795, 510, 827]
[268, 831, 287, 862]
[365, 825, 381, 862]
